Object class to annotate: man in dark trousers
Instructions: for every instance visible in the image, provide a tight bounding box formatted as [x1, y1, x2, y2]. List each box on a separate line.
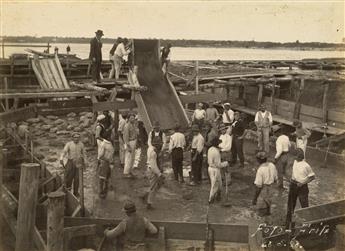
[286, 148, 315, 228]
[231, 112, 247, 168]
[147, 121, 167, 171]
[168, 124, 186, 183]
[89, 29, 104, 83]
[104, 200, 158, 251]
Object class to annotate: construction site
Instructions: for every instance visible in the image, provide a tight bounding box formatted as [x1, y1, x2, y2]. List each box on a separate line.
[1, 38, 345, 251]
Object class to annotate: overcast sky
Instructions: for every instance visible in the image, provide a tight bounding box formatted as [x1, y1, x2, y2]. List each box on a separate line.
[1, 0, 344, 43]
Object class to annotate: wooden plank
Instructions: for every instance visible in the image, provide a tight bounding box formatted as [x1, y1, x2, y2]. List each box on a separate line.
[48, 58, 64, 89]
[0, 105, 37, 124]
[48, 98, 92, 109]
[180, 92, 227, 104]
[0, 91, 100, 99]
[42, 59, 58, 89]
[37, 59, 54, 89]
[64, 217, 249, 243]
[92, 100, 137, 111]
[329, 110, 345, 124]
[300, 105, 323, 118]
[64, 224, 96, 238]
[54, 54, 70, 89]
[295, 199, 345, 224]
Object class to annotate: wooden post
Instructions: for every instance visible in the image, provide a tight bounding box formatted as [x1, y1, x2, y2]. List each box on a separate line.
[270, 79, 276, 114]
[47, 191, 65, 251]
[322, 82, 329, 124]
[257, 83, 263, 105]
[47, 42, 50, 54]
[4, 77, 9, 111]
[195, 60, 199, 94]
[79, 167, 85, 217]
[15, 163, 41, 251]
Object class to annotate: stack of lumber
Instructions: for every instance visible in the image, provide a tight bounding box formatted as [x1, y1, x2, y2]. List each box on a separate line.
[31, 54, 70, 89]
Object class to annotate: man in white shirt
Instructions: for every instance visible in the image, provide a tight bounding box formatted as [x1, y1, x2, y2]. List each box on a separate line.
[274, 128, 291, 189]
[147, 121, 167, 171]
[252, 151, 278, 219]
[142, 137, 165, 210]
[292, 120, 311, 158]
[286, 148, 315, 227]
[192, 103, 206, 129]
[118, 113, 128, 169]
[168, 124, 186, 183]
[218, 123, 232, 185]
[114, 38, 131, 80]
[60, 133, 87, 196]
[222, 103, 234, 126]
[189, 125, 205, 186]
[254, 104, 273, 154]
[207, 137, 229, 203]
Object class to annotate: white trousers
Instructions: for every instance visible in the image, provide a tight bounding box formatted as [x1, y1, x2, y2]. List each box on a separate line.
[124, 140, 137, 175]
[208, 167, 222, 202]
[119, 137, 125, 165]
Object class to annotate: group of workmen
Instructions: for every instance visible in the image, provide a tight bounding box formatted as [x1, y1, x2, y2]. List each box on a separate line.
[89, 29, 172, 83]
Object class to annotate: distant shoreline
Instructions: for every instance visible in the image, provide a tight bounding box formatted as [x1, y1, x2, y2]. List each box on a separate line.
[2, 36, 345, 51]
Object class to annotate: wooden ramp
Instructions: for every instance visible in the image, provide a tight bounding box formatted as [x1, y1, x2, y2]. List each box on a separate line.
[31, 54, 70, 90]
[130, 39, 189, 131]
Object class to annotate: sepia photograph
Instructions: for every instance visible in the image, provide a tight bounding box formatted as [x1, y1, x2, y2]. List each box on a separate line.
[0, 0, 344, 250]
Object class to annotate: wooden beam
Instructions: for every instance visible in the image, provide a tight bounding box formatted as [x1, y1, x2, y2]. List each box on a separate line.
[63, 224, 97, 251]
[322, 82, 330, 124]
[0, 90, 102, 99]
[0, 105, 37, 126]
[64, 217, 249, 243]
[180, 92, 227, 104]
[47, 191, 65, 251]
[15, 163, 41, 251]
[92, 100, 137, 111]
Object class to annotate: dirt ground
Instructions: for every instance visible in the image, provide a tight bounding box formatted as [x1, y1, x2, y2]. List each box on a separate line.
[32, 124, 345, 227]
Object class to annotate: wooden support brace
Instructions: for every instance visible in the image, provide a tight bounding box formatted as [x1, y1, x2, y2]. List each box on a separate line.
[322, 82, 330, 124]
[158, 226, 166, 251]
[63, 224, 97, 251]
[47, 191, 65, 251]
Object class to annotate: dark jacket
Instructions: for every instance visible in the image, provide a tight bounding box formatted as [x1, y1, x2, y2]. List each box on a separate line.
[89, 37, 102, 62]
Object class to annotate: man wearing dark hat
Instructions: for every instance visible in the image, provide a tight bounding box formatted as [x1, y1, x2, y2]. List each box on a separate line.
[104, 200, 158, 250]
[89, 29, 104, 83]
[60, 133, 87, 196]
[147, 121, 167, 171]
[189, 125, 205, 186]
[286, 148, 315, 227]
[252, 151, 278, 220]
[142, 136, 165, 209]
[254, 104, 273, 154]
[231, 111, 247, 168]
[168, 123, 186, 183]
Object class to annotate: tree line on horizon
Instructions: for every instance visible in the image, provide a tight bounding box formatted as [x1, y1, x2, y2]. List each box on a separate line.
[2, 36, 345, 49]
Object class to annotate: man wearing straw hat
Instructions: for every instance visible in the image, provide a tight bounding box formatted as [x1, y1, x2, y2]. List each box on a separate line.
[89, 29, 104, 84]
[104, 200, 158, 250]
[60, 133, 87, 197]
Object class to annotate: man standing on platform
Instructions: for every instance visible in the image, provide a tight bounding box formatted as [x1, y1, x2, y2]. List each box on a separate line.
[189, 125, 205, 186]
[89, 29, 104, 84]
[274, 128, 291, 189]
[168, 124, 186, 183]
[123, 113, 138, 178]
[161, 43, 172, 75]
[254, 104, 273, 154]
[109, 37, 122, 79]
[60, 133, 87, 197]
[114, 38, 131, 80]
[231, 112, 247, 168]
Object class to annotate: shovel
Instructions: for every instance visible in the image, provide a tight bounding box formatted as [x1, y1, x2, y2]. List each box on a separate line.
[222, 172, 231, 207]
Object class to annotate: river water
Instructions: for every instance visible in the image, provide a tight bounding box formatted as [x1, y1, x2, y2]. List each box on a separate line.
[1, 42, 344, 61]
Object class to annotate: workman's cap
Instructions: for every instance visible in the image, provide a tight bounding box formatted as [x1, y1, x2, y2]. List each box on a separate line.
[293, 120, 302, 128]
[259, 104, 266, 109]
[72, 133, 80, 138]
[95, 30, 104, 36]
[153, 121, 160, 128]
[123, 200, 136, 213]
[223, 103, 231, 107]
[256, 151, 267, 160]
[295, 148, 305, 160]
[198, 103, 203, 107]
[97, 114, 106, 121]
